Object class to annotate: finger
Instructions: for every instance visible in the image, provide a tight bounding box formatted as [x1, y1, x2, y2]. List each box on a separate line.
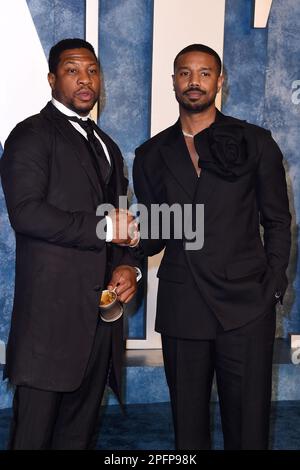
[112, 270, 126, 283]
[116, 278, 135, 296]
[115, 281, 131, 296]
[108, 272, 123, 288]
[122, 285, 137, 303]
[119, 287, 136, 303]
[107, 281, 120, 290]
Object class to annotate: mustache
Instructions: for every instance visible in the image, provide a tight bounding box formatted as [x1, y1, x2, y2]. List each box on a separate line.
[183, 87, 206, 95]
[75, 87, 95, 94]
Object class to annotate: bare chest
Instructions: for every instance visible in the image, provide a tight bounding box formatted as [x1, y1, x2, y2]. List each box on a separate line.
[184, 137, 201, 177]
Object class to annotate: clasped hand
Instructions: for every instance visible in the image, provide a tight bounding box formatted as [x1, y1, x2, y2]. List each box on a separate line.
[109, 208, 139, 246]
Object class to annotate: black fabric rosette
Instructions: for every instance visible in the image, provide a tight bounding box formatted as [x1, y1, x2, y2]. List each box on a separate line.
[194, 120, 255, 181]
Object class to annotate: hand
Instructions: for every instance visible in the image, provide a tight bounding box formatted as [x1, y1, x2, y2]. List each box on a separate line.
[107, 265, 137, 303]
[109, 209, 139, 245]
[126, 220, 140, 247]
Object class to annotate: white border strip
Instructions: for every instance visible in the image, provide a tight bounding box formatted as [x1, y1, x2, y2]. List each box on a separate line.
[85, 0, 99, 55]
[254, 0, 273, 28]
[150, 0, 225, 136]
[85, 0, 99, 121]
[0, 0, 49, 145]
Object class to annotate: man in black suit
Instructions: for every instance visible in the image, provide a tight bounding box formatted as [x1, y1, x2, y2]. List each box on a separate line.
[133, 44, 291, 450]
[0, 38, 140, 449]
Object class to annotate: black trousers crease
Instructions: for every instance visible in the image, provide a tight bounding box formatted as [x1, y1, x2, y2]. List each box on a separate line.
[162, 309, 276, 450]
[8, 317, 122, 450]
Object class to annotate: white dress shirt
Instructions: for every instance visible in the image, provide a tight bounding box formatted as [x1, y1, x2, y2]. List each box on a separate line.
[51, 98, 113, 241]
[52, 98, 111, 163]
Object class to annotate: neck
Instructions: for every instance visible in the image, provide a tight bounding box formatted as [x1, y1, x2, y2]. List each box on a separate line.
[180, 105, 217, 136]
[51, 97, 90, 119]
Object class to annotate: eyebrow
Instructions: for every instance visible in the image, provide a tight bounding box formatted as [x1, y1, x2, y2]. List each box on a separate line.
[177, 66, 213, 71]
[63, 60, 98, 66]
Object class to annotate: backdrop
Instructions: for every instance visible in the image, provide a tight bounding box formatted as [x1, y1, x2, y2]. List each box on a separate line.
[0, 0, 299, 392]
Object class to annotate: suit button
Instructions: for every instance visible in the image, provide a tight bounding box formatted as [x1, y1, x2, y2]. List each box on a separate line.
[93, 285, 101, 292]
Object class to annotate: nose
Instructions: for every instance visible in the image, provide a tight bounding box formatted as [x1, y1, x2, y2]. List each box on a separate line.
[188, 72, 200, 88]
[77, 70, 91, 85]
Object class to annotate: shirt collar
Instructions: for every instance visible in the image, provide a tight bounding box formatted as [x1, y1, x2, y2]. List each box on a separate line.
[51, 98, 90, 121]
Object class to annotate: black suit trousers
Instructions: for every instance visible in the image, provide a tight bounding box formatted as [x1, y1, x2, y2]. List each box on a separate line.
[162, 308, 276, 450]
[8, 317, 122, 450]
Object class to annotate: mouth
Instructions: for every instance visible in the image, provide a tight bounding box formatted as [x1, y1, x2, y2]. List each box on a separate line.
[184, 89, 206, 100]
[75, 89, 95, 101]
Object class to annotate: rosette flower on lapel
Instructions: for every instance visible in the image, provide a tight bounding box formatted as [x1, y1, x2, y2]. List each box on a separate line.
[194, 119, 255, 181]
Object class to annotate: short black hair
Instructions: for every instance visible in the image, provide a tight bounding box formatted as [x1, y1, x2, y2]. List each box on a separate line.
[48, 38, 98, 74]
[174, 44, 222, 75]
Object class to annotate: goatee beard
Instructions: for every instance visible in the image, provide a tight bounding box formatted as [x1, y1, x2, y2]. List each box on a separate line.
[175, 93, 216, 114]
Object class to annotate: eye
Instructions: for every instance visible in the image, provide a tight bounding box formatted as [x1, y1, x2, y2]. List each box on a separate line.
[201, 71, 210, 77]
[67, 68, 77, 74]
[179, 71, 189, 77]
[89, 68, 98, 75]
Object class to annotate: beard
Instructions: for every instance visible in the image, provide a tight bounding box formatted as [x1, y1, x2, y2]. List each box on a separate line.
[53, 89, 99, 116]
[175, 89, 217, 114]
[69, 94, 99, 116]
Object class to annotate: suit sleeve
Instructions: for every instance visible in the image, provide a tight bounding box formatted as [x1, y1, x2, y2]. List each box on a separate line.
[133, 149, 166, 257]
[0, 123, 105, 251]
[256, 130, 291, 300]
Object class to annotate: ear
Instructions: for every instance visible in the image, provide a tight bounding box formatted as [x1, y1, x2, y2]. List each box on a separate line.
[217, 74, 224, 93]
[172, 74, 175, 91]
[48, 72, 56, 91]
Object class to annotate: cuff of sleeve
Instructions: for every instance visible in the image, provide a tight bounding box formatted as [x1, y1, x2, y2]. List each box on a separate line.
[129, 238, 140, 248]
[105, 216, 113, 242]
[134, 267, 142, 282]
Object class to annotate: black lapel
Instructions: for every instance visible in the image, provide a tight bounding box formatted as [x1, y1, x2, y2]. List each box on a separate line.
[41, 102, 103, 200]
[160, 120, 198, 200]
[159, 110, 232, 205]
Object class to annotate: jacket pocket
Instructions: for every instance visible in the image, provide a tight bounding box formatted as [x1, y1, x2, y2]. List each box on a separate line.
[226, 256, 267, 280]
[157, 262, 186, 284]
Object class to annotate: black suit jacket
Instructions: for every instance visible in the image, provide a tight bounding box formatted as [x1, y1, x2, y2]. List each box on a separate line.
[133, 111, 291, 339]
[0, 102, 135, 391]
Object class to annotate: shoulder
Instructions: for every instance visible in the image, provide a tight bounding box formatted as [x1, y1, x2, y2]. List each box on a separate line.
[134, 124, 176, 171]
[219, 112, 278, 161]
[220, 112, 271, 140]
[240, 120, 279, 156]
[135, 124, 176, 162]
[221, 113, 283, 167]
[244, 122, 271, 142]
[2, 109, 56, 171]
[5, 108, 52, 149]
[8, 113, 44, 136]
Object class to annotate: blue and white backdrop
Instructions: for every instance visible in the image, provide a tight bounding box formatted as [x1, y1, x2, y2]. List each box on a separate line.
[0, 0, 299, 405]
